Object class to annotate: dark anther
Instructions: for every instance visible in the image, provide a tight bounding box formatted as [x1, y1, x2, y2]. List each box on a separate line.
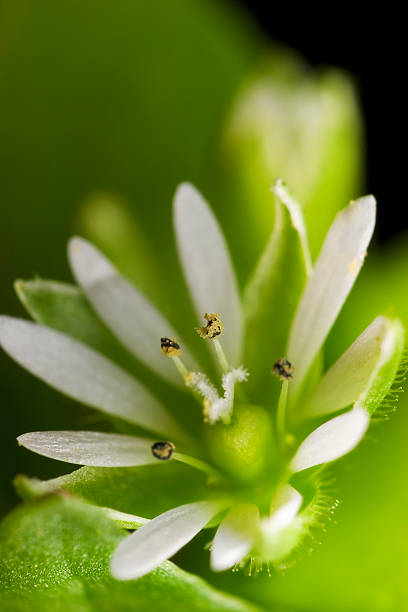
[272, 357, 294, 381]
[151, 441, 175, 460]
[160, 337, 181, 357]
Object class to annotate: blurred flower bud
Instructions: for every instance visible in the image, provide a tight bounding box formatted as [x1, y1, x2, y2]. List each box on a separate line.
[221, 51, 363, 263]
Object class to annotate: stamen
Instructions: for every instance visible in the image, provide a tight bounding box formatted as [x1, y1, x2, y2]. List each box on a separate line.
[160, 337, 181, 357]
[160, 336, 189, 381]
[151, 441, 175, 460]
[195, 313, 230, 373]
[196, 313, 223, 340]
[213, 338, 230, 375]
[272, 357, 294, 381]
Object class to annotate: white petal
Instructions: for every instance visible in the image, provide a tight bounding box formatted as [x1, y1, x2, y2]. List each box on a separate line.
[68, 236, 198, 387]
[210, 503, 259, 572]
[302, 316, 394, 417]
[111, 501, 221, 580]
[0, 316, 182, 438]
[173, 183, 243, 365]
[290, 405, 369, 472]
[267, 485, 303, 534]
[17, 431, 158, 467]
[287, 196, 376, 396]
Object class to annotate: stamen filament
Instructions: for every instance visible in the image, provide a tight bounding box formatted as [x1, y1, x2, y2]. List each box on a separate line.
[213, 339, 230, 374]
[172, 355, 189, 379]
[276, 380, 289, 450]
[173, 452, 219, 478]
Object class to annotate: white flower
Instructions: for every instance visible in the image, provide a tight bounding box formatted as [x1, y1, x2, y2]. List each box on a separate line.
[0, 181, 404, 580]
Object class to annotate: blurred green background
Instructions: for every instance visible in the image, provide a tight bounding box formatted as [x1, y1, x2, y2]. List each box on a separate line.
[1, 1, 407, 610]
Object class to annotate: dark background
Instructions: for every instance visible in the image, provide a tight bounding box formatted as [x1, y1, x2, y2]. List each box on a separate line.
[239, 3, 405, 244]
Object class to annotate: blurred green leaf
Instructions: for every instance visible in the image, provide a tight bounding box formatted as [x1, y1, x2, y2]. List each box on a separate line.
[0, 493, 265, 611]
[220, 52, 363, 274]
[78, 193, 165, 304]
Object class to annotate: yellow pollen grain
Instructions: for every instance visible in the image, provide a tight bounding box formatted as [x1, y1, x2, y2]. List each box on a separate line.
[348, 258, 358, 275]
[195, 313, 223, 340]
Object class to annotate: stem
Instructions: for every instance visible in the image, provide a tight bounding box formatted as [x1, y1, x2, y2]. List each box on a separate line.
[213, 339, 230, 374]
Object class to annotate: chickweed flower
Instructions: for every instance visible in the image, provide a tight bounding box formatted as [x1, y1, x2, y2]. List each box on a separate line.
[0, 181, 404, 580]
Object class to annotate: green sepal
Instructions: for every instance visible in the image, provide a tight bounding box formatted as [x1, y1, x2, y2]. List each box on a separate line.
[361, 318, 405, 416]
[15, 278, 125, 361]
[243, 188, 308, 401]
[14, 461, 210, 520]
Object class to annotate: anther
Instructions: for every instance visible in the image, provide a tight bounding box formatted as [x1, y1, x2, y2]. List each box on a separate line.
[160, 337, 181, 357]
[272, 357, 294, 381]
[151, 441, 175, 461]
[196, 313, 223, 340]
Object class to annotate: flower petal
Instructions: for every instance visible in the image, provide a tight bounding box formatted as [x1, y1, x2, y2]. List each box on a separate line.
[267, 485, 303, 533]
[0, 316, 183, 439]
[110, 501, 222, 580]
[287, 196, 376, 397]
[17, 431, 158, 467]
[302, 316, 396, 418]
[68, 236, 198, 387]
[173, 183, 243, 365]
[210, 503, 259, 572]
[290, 405, 369, 472]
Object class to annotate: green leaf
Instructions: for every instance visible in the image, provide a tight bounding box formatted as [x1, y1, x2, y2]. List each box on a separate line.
[0, 493, 264, 611]
[243, 186, 308, 400]
[14, 461, 209, 520]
